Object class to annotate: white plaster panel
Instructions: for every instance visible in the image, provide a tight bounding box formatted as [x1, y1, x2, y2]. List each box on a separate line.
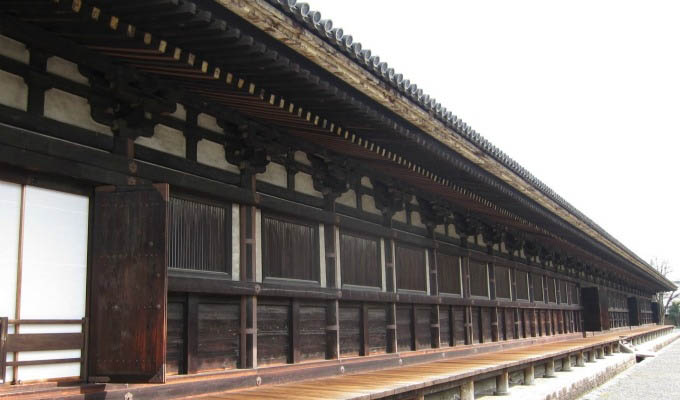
[425, 250, 430, 294]
[362, 194, 381, 215]
[335, 226, 342, 286]
[360, 176, 373, 188]
[447, 223, 459, 238]
[335, 189, 356, 208]
[231, 204, 240, 281]
[197, 113, 223, 133]
[295, 172, 323, 198]
[0, 35, 29, 64]
[477, 234, 486, 247]
[380, 239, 386, 292]
[256, 209, 262, 282]
[0, 70, 28, 111]
[392, 210, 407, 223]
[467, 236, 476, 245]
[257, 162, 287, 187]
[165, 103, 186, 121]
[319, 224, 326, 288]
[411, 211, 425, 228]
[46, 56, 88, 85]
[197, 139, 240, 173]
[18, 186, 88, 381]
[501, 242, 509, 253]
[0, 181, 20, 383]
[135, 124, 185, 157]
[435, 224, 445, 235]
[293, 151, 311, 166]
[44, 89, 112, 135]
[0, 181, 21, 322]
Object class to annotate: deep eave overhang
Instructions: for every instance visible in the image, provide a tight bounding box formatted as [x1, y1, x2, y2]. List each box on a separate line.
[212, 0, 674, 291]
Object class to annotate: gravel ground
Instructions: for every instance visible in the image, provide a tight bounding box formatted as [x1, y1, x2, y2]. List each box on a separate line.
[582, 334, 680, 400]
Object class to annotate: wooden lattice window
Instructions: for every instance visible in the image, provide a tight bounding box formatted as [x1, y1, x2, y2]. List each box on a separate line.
[396, 244, 426, 291]
[169, 196, 231, 274]
[533, 274, 544, 302]
[469, 260, 489, 298]
[516, 270, 530, 300]
[494, 266, 511, 299]
[262, 214, 318, 282]
[340, 231, 381, 288]
[437, 252, 461, 295]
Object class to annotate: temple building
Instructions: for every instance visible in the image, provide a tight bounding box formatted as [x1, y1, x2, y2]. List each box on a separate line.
[0, 1, 675, 399]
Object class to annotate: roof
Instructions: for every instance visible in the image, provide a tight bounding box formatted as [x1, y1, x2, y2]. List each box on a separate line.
[228, 0, 675, 291]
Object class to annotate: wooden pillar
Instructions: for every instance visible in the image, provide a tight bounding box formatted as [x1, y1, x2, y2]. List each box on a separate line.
[576, 352, 585, 367]
[326, 300, 340, 360]
[462, 257, 473, 344]
[587, 349, 597, 363]
[562, 356, 572, 371]
[239, 170, 258, 370]
[531, 309, 538, 337]
[460, 380, 474, 400]
[495, 370, 509, 395]
[324, 219, 340, 360]
[544, 358, 556, 378]
[491, 307, 500, 342]
[385, 238, 397, 353]
[428, 246, 440, 348]
[290, 299, 300, 363]
[513, 308, 521, 339]
[524, 365, 535, 385]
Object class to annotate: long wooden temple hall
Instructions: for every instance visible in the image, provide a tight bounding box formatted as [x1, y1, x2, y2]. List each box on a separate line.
[0, 1, 675, 399]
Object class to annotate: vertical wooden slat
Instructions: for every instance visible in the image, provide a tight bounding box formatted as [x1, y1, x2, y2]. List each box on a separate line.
[240, 205, 257, 282]
[242, 296, 257, 369]
[290, 299, 300, 363]
[410, 304, 417, 350]
[513, 308, 521, 339]
[385, 239, 397, 352]
[431, 305, 441, 348]
[361, 303, 369, 356]
[491, 307, 500, 342]
[464, 306, 473, 345]
[80, 317, 89, 382]
[188, 295, 199, 373]
[0, 317, 7, 384]
[13, 185, 26, 383]
[449, 306, 455, 346]
[326, 300, 339, 359]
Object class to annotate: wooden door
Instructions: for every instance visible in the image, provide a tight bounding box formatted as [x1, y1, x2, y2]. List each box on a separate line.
[88, 184, 169, 383]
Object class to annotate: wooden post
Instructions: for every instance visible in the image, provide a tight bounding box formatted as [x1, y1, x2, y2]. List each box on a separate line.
[361, 303, 369, 356]
[239, 201, 258, 369]
[460, 380, 474, 400]
[495, 370, 509, 395]
[545, 358, 556, 378]
[326, 300, 340, 360]
[385, 238, 397, 353]
[290, 299, 300, 363]
[562, 356, 572, 371]
[524, 365, 535, 385]
[187, 295, 199, 374]
[324, 220, 340, 360]
[0, 317, 7, 384]
[428, 247, 440, 348]
[491, 307, 500, 342]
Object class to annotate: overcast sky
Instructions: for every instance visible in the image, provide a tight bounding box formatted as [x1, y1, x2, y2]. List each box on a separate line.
[308, 0, 680, 280]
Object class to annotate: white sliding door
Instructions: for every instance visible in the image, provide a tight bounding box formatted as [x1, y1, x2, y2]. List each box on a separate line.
[0, 181, 89, 383]
[0, 181, 21, 383]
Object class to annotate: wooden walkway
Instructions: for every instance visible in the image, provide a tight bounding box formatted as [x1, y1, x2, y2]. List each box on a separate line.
[186, 326, 671, 400]
[0, 326, 671, 400]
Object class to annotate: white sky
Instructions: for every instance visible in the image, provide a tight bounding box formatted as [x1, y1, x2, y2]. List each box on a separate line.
[307, 0, 680, 280]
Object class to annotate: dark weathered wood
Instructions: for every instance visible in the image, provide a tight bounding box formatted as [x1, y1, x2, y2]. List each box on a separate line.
[262, 213, 318, 282]
[0, 317, 7, 383]
[89, 184, 168, 383]
[291, 299, 300, 363]
[386, 303, 397, 353]
[240, 205, 257, 282]
[326, 300, 340, 359]
[361, 303, 369, 356]
[396, 244, 427, 292]
[5, 333, 81, 352]
[340, 231, 381, 288]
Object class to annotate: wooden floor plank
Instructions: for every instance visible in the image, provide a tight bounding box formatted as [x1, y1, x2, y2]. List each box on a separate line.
[171, 325, 667, 400]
